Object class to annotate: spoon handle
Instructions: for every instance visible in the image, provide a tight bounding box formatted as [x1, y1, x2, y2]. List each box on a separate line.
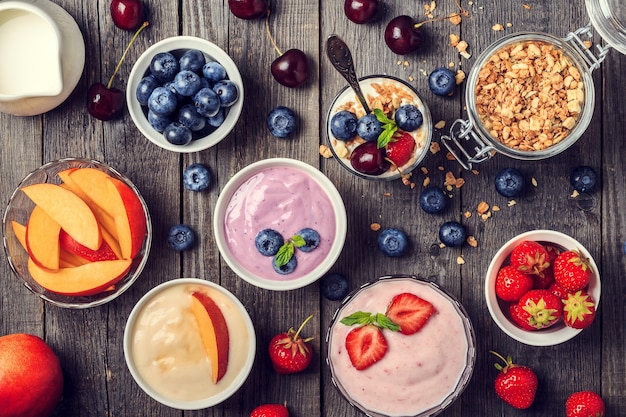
[326, 35, 371, 114]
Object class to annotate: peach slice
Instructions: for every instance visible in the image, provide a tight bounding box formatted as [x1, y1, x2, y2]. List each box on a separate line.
[106, 177, 147, 259]
[59, 230, 118, 262]
[68, 168, 117, 216]
[25, 206, 60, 271]
[11, 221, 27, 250]
[13, 220, 89, 267]
[190, 291, 230, 383]
[27, 258, 132, 296]
[21, 183, 101, 251]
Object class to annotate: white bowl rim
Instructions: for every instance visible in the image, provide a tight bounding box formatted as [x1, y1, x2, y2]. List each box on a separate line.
[485, 229, 601, 347]
[213, 158, 348, 291]
[126, 35, 244, 153]
[123, 278, 256, 410]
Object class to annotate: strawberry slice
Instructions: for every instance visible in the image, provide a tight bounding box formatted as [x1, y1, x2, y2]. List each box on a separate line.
[385, 131, 415, 167]
[385, 293, 435, 335]
[345, 324, 388, 370]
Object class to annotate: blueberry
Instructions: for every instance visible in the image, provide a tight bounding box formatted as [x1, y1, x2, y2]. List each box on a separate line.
[194, 87, 221, 118]
[162, 81, 183, 101]
[173, 70, 202, 97]
[147, 110, 171, 133]
[177, 103, 206, 132]
[183, 163, 212, 192]
[213, 80, 239, 107]
[394, 104, 423, 132]
[150, 52, 180, 83]
[207, 108, 226, 128]
[163, 122, 193, 146]
[296, 228, 320, 252]
[570, 165, 597, 192]
[439, 221, 466, 247]
[168, 224, 196, 251]
[377, 228, 409, 257]
[147, 86, 178, 116]
[202, 61, 227, 83]
[330, 110, 358, 140]
[494, 167, 525, 197]
[136, 75, 161, 106]
[255, 229, 284, 256]
[179, 49, 206, 73]
[273, 255, 297, 275]
[267, 106, 298, 138]
[356, 113, 383, 142]
[419, 186, 447, 214]
[428, 67, 456, 96]
[320, 273, 349, 301]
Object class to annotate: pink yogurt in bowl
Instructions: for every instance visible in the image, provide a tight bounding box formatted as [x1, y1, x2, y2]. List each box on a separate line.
[214, 158, 347, 290]
[326, 275, 476, 417]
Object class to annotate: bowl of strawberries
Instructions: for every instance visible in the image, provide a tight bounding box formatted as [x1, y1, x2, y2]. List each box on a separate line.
[485, 230, 601, 346]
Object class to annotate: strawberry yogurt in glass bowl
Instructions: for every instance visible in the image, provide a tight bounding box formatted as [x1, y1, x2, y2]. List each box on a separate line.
[325, 75, 432, 181]
[326, 275, 475, 417]
[214, 158, 347, 291]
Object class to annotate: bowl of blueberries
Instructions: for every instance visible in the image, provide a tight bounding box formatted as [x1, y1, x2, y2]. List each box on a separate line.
[126, 36, 244, 153]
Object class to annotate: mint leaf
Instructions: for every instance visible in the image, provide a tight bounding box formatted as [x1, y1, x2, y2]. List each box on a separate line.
[274, 241, 294, 268]
[373, 108, 398, 148]
[340, 311, 375, 327]
[291, 234, 306, 248]
[375, 313, 401, 332]
[374, 108, 395, 125]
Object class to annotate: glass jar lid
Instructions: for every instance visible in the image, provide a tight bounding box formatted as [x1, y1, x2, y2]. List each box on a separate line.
[586, 0, 626, 55]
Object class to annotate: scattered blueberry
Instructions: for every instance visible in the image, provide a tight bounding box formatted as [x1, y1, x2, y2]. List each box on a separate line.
[136, 75, 160, 106]
[177, 103, 207, 132]
[168, 224, 196, 251]
[179, 49, 206, 73]
[419, 186, 447, 214]
[173, 70, 202, 97]
[320, 273, 349, 301]
[330, 110, 358, 140]
[570, 165, 597, 193]
[147, 110, 171, 133]
[150, 52, 180, 82]
[213, 80, 239, 107]
[148, 86, 178, 116]
[163, 122, 193, 146]
[377, 228, 409, 257]
[202, 61, 227, 83]
[296, 228, 320, 252]
[428, 67, 456, 96]
[255, 229, 285, 256]
[183, 163, 212, 192]
[356, 113, 382, 142]
[394, 104, 423, 132]
[267, 106, 298, 138]
[194, 87, 221, 118]
[273, 255, 297, 275]
[439, 221, 466, 247]
[494, 167, 525, 197]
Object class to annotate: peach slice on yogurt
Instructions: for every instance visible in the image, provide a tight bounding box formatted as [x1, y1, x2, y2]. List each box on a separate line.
[191, 291, 230, 383]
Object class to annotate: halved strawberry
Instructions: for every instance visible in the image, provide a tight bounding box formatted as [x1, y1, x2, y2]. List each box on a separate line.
[385, 131, 415, 167]
[345, 324, 388, 370]
[385, 292, 435, 335]
[562, 290, 596, 329]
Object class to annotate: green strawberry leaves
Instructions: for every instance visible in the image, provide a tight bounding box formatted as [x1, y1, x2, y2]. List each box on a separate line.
[374, 108, 399, 149]
[340, 311, 401, 332]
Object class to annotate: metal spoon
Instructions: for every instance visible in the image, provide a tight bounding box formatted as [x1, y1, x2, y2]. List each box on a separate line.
[326, 35, 371, 114]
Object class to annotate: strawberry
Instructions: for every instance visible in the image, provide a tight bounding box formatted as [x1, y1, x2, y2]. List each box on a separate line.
[565, 391, 605, 417]
[532, 265, 555, 290]
[491, 351, 538, 409]
[509, 240, 550, 275]
[268, 315, 313, 374]
[495, 265, 534, 302]
[548, 281, 569, 300]
[517, 289, 563, 329]
[385, 131, 415, 167]
[385, 292, 435, 334]
[345, 324, 388, 370]
[562, 290, 596, 329]
[508, 302, 536, 331]
[553, 250, 592, 291]
[544, 243, 562, 263]
[250, 403, 289, 417]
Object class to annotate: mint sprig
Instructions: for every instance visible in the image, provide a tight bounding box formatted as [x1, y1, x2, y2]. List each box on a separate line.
[340, 311, 401, 332]
[374, 108, 399, 149]
[274, 233, 312, 268]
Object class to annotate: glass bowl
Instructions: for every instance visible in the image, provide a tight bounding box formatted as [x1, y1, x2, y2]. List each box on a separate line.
[325, 75, 432, 181]
[326, 275, 476, 417]
[485, 230, 601, 346]
[126, 36, 244, 153]
[2, 158, 152, 308]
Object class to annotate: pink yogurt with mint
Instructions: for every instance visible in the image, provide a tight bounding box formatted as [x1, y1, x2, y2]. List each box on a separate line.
[223, 165, 337, 281]
[327, 277, 475, 417]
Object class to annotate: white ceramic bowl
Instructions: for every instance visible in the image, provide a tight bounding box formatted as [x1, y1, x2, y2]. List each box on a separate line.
[126, 36, 244, 153]
[485, 230, 601, 346]
[214, 158, 347, 290]
[123, 278, 256, 410]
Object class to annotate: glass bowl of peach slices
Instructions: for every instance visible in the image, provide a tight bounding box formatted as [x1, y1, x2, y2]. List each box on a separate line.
[2, 158, 152, 308]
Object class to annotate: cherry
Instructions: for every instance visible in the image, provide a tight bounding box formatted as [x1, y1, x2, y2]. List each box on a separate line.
[384, 15, 425, 55]
[87, 22, 148, 121]
[110, 0, 145, 31]
[344, 0, 379, 24]
[350, 142, 390, 175]
[228, 0, 269, 19]
[271, 49, 309, 88]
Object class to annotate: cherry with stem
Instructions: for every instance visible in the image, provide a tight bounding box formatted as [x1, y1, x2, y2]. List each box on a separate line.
[265, 9, 309, 88]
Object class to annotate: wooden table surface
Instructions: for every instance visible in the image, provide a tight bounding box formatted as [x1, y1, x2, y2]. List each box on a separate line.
[1, 0, 625, 416]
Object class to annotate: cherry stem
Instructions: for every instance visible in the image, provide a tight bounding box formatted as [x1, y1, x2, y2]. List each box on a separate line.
[413, 1, 470, 29]
[264, 9, 283, 56]
[107, 21, 150, 89]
